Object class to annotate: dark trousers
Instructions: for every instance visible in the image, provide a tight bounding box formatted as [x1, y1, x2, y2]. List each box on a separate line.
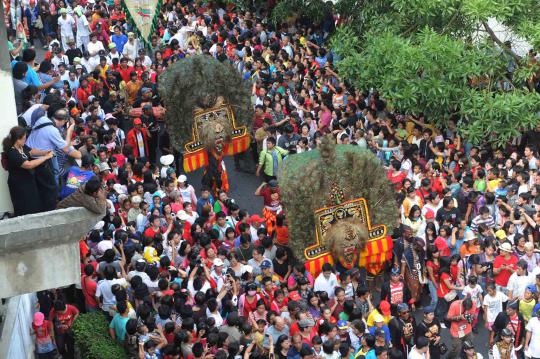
[448, 333, 473, 359]
[435, 296, 451, 325]
[35, 159, 58, 212]
[55, 330, 75, 359]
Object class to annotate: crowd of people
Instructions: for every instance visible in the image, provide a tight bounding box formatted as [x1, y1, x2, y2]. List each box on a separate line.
[4, 0, 540, 359]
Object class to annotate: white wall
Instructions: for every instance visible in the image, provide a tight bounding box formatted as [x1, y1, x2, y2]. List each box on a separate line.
[0, 0, 19, 216]
[0, 293, 37, 359]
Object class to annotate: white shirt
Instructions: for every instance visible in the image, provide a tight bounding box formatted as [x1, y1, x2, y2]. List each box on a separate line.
[51, 55, 69, 70]
[314, 273, 339, 299]
[123, 40, 139, 62]
[507, 272, 533, 299]
[408, 348, 428, 359]
[87, 40, 105, 57]
[462, 284, 483, 307]
[483, 291, 508, 323]
[76, 15, 90, 36]
[81, 56, 99, 72]
[136, 132, 146, 158]
[58, 15, 75, 37]
[526, 317, 540, 357]
[95, 278, 127, 312]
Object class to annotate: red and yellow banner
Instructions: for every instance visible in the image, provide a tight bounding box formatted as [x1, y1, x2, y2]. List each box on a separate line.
[305, 236, 393, 276]
[183, 134, 250, 173]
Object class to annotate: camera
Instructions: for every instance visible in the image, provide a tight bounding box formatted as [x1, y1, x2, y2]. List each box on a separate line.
[464, 313, 473, 324]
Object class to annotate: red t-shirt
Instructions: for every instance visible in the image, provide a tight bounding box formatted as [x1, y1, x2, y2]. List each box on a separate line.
[437, 272, 452, 298]
[433, 237, 451, 257]
[493, 254, 518, 287]
[33, 320, 52, 344]
[49, 305, 79, 333]
[81, 274, 97, 307]
[259, 187, 281, 209]
[447, 300, 476, 338]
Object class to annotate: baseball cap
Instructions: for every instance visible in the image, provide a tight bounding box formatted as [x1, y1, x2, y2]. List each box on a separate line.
[379, 300, 391, 316]
[213, 258, 224, 267]
[337, 320, 348, 330]
[33, 312, 44, 326]
[178, 174, 187, 183]
[462, 340, 475, 350]
[260, 259, 272, 269]
[374, 328, 386, 337]
[98, 162, 111, 172]
[59, 8, 67, 14]
[397, 303, 409, 312]
[423, 305, 435, 314]
[108, 43, 116, 49]
[526, 284, 537, 294]
[177, 210, 190, 221]
[250, 214, 264, 223]
[133, 118, 142, 125]
[501, 328, 513, 337]
[391, 267, 401, 276]
[298, 318, 315, 328]
[373, 313, 384, 323]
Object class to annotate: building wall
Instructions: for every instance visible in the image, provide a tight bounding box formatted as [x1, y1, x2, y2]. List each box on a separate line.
[0, 293, 37, 359]
[0, 0, 19, 216]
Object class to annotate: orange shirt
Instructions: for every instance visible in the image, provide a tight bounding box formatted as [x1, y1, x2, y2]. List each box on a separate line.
[459, 243, 480, 259]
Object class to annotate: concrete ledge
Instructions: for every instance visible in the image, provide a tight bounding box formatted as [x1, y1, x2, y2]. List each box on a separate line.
[0, 208, 102, 298]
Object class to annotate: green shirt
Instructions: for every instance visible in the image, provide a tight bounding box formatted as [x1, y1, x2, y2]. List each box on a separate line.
[258, 146, 288, 176]
[109, 313, 130, 342]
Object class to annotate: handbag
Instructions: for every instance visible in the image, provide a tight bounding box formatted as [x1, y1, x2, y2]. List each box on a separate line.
[444, 289, 457, 301]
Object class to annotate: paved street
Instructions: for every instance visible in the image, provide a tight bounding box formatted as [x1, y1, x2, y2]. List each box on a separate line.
[185, 155, 491, 356]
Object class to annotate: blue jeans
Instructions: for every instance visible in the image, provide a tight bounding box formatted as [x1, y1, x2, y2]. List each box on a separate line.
[428, 281, 438, 308]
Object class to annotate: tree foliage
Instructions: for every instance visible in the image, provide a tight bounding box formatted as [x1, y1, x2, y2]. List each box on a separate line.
[329, 0, 540, 147]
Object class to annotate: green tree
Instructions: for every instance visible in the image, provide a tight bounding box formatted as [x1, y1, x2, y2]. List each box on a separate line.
[330, 0, 540, 147]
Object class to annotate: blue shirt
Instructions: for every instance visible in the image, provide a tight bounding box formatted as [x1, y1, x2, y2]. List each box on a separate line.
[60, 166, 95, 199]
[11, 60, 42, 87]
[111, 34, 128, 53]
[26, 116, 67, 152]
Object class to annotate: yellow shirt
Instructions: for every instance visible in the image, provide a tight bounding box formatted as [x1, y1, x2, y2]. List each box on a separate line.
[143, 246, 159, 264]
[487, 179, 501, 192]
[366, 309, 391, 328]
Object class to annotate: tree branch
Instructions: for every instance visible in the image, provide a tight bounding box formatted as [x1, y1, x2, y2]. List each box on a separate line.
[481, 21, 522, 63]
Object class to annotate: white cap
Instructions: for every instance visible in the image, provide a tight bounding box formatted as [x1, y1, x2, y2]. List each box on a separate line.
[241, 265, 253, 274]
[177, 210, 190, 221]
[178, 174, 187, 183]
[94, 221, 105, 231]
[213, 258, 224, 267]
[160, 154, 174, 166]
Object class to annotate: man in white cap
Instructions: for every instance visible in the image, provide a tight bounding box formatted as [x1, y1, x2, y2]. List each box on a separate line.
[57, 8, 75, 51]
[210, 258, 226, 291]
[493, 241, 519, 295]
[160, 154, 175, 178]
[74, 6, 90, 50]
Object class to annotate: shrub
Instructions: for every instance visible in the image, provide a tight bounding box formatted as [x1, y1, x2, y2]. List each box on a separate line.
[72, 312, 127, 359]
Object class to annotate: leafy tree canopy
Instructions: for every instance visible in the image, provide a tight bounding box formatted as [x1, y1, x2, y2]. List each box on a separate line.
[328, 0, 540, 147]
[267, 0, 540, 147]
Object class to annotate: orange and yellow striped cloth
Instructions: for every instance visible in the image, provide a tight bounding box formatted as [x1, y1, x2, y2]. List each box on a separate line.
[305, 236, 393, 276]
[183, 134, 250, 172]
